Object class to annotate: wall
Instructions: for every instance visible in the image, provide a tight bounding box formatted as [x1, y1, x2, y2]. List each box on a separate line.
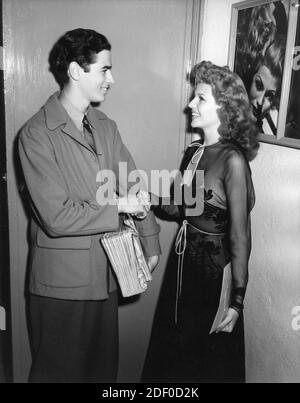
[3, 0, 195, 382]
[200, 0, 300, 383]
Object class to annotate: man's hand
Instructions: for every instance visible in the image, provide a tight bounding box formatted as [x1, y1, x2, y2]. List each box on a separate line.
[137, 190, 150, 205]
[216, 308, 239, 333]
[146, 255, 159, 272]
[135, 190, 151, 218]
[117, 194, 149, 218]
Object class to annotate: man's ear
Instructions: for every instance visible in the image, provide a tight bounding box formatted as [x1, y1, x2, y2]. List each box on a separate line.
[68, 61, 81, 81]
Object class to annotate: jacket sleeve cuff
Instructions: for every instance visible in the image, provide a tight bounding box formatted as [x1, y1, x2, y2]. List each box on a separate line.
[140, 233, 161, 257]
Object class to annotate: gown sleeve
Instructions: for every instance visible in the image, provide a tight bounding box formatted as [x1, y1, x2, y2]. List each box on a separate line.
[150, 186, 181, 219]
[151, 144, 200, 219]
[223, 150, 253, 313]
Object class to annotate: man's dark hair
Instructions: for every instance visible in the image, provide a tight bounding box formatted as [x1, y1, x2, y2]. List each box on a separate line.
[49, 28, 111, 89]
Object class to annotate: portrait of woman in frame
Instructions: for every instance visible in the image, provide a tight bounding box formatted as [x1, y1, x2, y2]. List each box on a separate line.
[230, 0, 289, 137]
[285, 10, 300, 140]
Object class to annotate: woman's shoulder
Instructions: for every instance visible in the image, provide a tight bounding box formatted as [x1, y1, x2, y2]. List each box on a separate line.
[220, 142, 251, 173]
[219, 141, 245, 159]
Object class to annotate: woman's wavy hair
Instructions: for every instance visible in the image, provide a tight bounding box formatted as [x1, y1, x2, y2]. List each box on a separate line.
[235, 5, 277, 92]
[261, 35, 286, 109]
[49, 28, 111, 89]
[190, 61, 259, 161]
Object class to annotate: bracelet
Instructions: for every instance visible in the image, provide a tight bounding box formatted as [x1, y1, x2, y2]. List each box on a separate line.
[229, 300, 244, 313]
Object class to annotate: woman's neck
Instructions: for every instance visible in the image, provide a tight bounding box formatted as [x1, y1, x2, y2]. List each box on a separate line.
[202, 126, 220, 146]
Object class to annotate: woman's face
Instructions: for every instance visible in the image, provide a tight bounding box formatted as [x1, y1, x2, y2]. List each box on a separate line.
[250, 64, 278, 114]
[189, 83, 220, 131]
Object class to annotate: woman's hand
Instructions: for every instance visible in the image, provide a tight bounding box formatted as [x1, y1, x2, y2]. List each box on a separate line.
[146, 255, 160, 272]
[216, 308, 239, 333]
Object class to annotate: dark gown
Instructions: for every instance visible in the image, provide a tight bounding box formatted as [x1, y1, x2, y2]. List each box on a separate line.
[142, 140, 255, 383]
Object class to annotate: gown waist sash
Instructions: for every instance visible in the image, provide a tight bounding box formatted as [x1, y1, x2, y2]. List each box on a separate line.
[174, 220, 226, 325]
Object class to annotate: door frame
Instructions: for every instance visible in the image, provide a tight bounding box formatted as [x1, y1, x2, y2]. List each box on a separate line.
[0, 0, 13, 383]
[180, 0, 203, 149]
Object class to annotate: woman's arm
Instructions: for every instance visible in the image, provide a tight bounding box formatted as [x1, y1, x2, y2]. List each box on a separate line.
[217, 151, 252, 332]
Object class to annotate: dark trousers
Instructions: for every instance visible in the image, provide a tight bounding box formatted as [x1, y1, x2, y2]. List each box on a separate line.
[28, 292, 118, 383]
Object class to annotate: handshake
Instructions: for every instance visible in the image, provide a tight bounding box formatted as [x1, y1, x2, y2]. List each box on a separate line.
[116, 190, 153, 219]
[116, 190, 160, 272]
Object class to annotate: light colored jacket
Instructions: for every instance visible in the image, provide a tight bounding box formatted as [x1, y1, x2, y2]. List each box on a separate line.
[19, 92, 160, 300]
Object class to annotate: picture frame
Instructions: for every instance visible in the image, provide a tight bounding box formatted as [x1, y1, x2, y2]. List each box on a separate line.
[228, 0, 300, 149]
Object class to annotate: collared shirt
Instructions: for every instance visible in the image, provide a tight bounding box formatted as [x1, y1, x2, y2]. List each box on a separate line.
[59, 93, 93, 133]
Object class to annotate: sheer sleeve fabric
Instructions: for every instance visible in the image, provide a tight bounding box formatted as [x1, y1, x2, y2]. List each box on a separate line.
[151, 186, 181, 219]
[223, 150, 254, 312]
[151, 145, 199, 219]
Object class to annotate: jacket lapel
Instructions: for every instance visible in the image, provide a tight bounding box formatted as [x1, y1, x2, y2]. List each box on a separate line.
[44, 92, 95, 153]
[44, 92, 111, 160]
[62, 119, 93, 152]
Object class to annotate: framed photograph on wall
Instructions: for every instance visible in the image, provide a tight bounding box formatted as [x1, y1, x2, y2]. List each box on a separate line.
[228, 0, 300, 149]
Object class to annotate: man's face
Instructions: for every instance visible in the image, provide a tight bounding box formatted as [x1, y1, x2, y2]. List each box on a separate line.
[78, 50, 114, 103]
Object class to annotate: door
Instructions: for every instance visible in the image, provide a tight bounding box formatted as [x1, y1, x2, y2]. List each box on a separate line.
[0, 0, 13, 383]
[3, 0, 201, 382]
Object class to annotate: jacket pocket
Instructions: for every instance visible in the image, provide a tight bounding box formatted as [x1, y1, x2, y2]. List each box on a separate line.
[36, 228, 91, 250]
[32, 247, 90, 288]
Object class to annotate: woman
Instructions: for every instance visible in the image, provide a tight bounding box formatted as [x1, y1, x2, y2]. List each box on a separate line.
[249, 36, 286, 135]
[235, 3, 277, 94]
[142, 61, 259, 383]
[235, 2, 287, 135]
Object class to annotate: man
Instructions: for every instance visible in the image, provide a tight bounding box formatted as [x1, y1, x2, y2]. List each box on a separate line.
[19, 28, 160, 382]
